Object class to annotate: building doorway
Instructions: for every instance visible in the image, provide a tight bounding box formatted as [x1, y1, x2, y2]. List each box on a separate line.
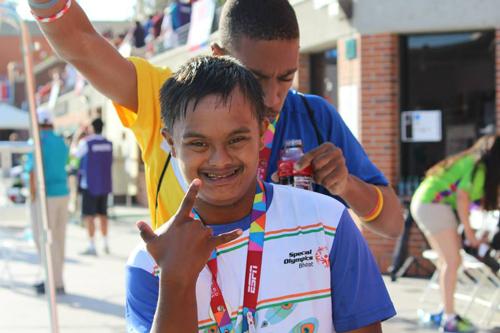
[400, 30, 496, 187]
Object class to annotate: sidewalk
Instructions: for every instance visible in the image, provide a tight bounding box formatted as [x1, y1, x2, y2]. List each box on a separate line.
[1, 203, 499, 332]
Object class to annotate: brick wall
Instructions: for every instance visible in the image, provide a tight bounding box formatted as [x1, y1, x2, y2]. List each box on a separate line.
[497, 29, 500, 134]
[295, 53, 310, 94]
[359, 34, 399, 186]
[0, 36, 53, 77]
[337, 35, 361, 87]
[337, 34, 433, 276]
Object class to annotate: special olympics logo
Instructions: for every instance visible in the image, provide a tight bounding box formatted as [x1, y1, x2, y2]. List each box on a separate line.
[315, 246, 330, 268]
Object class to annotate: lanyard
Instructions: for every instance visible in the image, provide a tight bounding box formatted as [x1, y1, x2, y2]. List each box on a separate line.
[257, 115, 280, 181]
[192, 181, 267, 333]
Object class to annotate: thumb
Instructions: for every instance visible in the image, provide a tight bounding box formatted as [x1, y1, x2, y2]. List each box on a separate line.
[136, 221, 157, 244]
[209, 229, 243, 249]
[271, 171, 279, 183]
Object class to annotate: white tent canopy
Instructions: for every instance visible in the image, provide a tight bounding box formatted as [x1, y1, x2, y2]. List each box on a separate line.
[0, 103, 30, 130]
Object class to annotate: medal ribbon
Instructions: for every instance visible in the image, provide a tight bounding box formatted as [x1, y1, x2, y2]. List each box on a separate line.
[257, 115, 280, 181]
[191, 181, 267, 333]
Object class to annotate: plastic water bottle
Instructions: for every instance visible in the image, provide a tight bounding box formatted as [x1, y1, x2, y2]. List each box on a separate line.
[278, 139, 313, 191]
[398, 176, 406, 197]
[405, 176, 413, 196]
[412, 175, 420, 194]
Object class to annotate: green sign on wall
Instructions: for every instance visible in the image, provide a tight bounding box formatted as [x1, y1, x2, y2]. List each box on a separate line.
[345, 39, 357, 60]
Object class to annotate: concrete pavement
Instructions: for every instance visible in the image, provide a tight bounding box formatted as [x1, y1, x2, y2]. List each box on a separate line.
[1, 202, 499, 332]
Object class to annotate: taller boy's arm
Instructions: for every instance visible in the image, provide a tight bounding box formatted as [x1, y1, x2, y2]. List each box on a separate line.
[340, 175, 403, 239]
[29, 1, 138, 112]
[296, 144, 403, 238]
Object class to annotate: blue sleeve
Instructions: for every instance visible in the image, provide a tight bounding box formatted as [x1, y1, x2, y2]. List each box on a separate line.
[330, 209, 396, 332]
[308, 95, 389, 186]
[25, 139, 34, 173]
[25, 153, 34, 172]
[126, 266, 159, 333]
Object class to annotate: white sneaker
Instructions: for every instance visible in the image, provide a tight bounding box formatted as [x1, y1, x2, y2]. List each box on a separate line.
[80, 246, 97, 256]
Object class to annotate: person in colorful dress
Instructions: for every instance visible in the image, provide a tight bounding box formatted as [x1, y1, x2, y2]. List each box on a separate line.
[27, 0, 403, 239]
[410, 134, 500, 333]
[128, 55, 395, 333]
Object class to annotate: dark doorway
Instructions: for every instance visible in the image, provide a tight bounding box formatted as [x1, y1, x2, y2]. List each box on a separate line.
[310, 48, 338, 108]
[400, 30, 496, 188]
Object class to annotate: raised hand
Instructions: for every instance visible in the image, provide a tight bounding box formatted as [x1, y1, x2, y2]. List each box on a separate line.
[295, 142, 348, 195]
[137, 179, 242, 283]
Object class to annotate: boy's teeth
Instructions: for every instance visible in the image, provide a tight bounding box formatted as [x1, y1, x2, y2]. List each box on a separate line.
[207, 170, 237, 179]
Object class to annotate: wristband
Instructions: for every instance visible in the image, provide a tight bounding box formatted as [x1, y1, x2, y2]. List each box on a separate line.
[30, 0, 72, 23]
[28, 0, 60, 9]
[360, 185, 384, 222]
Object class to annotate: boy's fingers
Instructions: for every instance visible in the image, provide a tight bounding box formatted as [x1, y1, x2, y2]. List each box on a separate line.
[294, 145, 328, 171]
[136, 221, 157, 244]
[177, 179, 201, 218]
[209, 229, 243, 249]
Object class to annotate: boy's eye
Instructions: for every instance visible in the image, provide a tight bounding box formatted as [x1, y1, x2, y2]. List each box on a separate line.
[280, 76, 294, 82]
[230, 137, 247, 144]
[189, 141, 207, 147]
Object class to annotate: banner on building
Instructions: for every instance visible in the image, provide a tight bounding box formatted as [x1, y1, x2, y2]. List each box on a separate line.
[187, 0, 215, 52]
[0, 81, 13, 103]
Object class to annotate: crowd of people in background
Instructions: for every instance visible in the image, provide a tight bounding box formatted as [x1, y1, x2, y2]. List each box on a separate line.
[125, 0, 197, 58]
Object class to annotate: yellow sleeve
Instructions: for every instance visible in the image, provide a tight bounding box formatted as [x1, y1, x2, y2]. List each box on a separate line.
[111, 57, 184, 230]
[112, 57, 172, 159]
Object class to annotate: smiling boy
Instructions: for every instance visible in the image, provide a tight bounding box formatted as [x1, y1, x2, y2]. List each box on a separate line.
[29, 0, 403, 238]
[126, 55, 396, 333]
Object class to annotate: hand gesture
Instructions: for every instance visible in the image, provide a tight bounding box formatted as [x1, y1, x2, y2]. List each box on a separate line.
[295, 142, 348, 195]
[137, 179, 242, 283]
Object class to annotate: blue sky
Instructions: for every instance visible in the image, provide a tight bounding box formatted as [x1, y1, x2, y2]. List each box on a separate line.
[14, 0, 135, 21]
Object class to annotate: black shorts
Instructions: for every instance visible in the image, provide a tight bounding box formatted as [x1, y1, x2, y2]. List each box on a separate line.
[82, 190, 108, 216]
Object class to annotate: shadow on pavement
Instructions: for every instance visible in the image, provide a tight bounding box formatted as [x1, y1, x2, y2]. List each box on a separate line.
[57, 293, 125, 318]
[1, 250, 81, 265]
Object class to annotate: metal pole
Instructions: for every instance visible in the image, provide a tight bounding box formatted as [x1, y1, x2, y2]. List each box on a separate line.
[0, 5, 59, 333]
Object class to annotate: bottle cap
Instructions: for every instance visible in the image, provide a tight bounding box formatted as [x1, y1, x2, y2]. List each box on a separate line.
[283, 139, 303, 149]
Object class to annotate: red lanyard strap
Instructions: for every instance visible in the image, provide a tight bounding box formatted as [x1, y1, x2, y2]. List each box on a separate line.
[194, 181, 267, 333]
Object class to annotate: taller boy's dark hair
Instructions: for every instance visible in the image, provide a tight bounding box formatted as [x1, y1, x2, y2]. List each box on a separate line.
[160, 55, 265, 133]
[219, 0, 299, 51]
[91, 118, 104, 134]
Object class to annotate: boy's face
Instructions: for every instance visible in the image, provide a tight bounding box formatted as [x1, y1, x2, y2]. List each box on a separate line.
[218, 37, 299, 121]
[164, 89, 268, 208]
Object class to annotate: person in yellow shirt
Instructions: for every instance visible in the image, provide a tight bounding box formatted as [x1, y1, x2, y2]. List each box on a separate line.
[29, 0, 403, 237]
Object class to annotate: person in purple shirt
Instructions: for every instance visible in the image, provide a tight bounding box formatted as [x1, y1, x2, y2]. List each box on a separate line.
[72, 118, 113, 256]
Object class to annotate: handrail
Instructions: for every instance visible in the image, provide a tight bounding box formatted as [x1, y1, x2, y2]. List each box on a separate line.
[0, 141, 34, 153]
[0, 4, 59, 333]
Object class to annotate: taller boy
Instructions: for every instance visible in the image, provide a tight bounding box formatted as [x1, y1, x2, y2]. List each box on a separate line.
[29, 0, 403, 237]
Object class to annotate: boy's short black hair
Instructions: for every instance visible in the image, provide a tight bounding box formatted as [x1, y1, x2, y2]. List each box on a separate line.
[91, 118, 104, 134]
[160, 55, 265, 133]
[219, 0, 299, 52]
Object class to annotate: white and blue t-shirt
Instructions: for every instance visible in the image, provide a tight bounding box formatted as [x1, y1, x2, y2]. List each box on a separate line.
[126, 183, 396, 332]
